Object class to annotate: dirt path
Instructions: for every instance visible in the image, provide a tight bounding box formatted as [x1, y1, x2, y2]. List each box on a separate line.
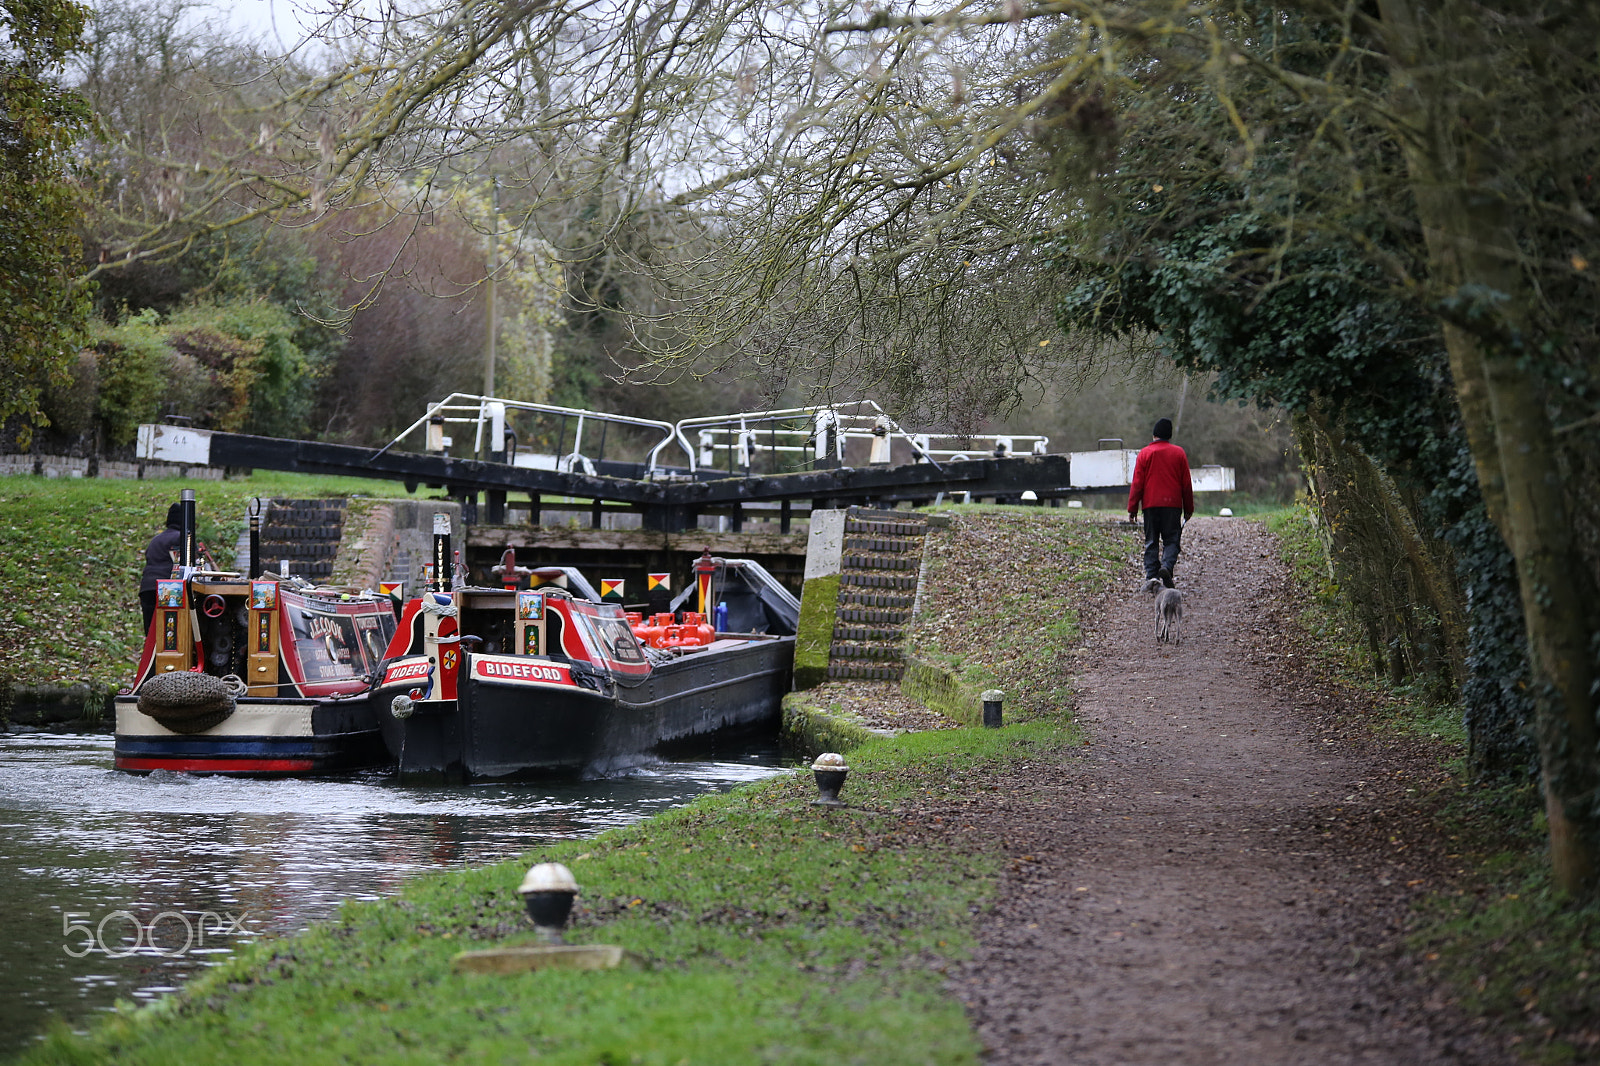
[950, 517, 1509, 1065]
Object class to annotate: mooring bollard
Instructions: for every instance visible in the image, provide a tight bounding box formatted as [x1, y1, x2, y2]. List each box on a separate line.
[811, 752, 849, 806]
[981, 689, 1004, 729]
[452, 861, 627, 973]
[519, 862, 578, 944]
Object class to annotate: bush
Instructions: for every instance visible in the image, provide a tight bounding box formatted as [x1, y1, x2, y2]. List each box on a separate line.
[39, 299, 321, 451]
[88, 310, 170, 446]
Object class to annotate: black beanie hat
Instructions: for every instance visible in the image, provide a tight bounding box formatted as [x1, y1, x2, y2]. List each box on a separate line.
[1153, 418, 1173, 440]
[165, 502, 185, 528]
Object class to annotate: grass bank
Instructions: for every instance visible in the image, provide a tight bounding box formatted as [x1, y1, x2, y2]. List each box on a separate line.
[20, 722, 1083, 1066]
[1268, 500, 1599, 1063]
[0, 474, 405, 688]
[906, 505, 1128, 723]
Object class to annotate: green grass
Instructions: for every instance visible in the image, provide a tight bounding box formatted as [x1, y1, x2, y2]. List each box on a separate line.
[19, 721, 1084, 1066]
[1267, 501, 1381, 682]
[1409, 780, 1600, 1064]
[1202, 495, 1294, 517]
[0, 474, 420, 688]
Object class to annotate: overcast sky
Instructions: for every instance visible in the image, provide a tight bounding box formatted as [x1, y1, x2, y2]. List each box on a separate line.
[141, 0, 324, 52]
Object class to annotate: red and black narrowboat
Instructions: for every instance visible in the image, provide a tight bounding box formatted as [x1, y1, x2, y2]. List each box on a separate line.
[372, 540, 796, 782]
[113, 494, 397, 775]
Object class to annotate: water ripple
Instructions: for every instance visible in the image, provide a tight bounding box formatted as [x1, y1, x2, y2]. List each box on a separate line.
[1, 731, 787, 1053]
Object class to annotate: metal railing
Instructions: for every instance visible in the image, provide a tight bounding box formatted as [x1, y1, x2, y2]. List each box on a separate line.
[372, 394, 678, 476]
[375, 394, 1051, 479]
[668, 401, 1049, 475]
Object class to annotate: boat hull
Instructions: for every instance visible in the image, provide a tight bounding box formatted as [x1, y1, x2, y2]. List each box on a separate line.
[113, 696, 387, 776]
[376, 637, 793, 780]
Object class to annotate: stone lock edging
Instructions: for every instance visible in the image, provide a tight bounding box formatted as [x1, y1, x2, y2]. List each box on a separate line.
[898, 654, 985, 728]
[2, 681, 117, 733]
[778, 690, 898, 759]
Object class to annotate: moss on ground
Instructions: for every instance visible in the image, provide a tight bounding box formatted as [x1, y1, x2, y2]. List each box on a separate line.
[780, 690, 894, 756]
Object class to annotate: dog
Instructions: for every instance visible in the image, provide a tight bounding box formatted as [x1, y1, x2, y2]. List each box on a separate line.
[1144, 577, 1184, 644]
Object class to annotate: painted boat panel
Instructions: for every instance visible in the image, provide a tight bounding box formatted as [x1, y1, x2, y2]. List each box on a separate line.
[116, 699, 319, 738]
[115, 583, 396, 775]
[113, 722, 387, 774]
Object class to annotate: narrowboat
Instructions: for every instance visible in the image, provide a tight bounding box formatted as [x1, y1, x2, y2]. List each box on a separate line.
[113, 493, 397, 775]
[372, 528, 797, 781]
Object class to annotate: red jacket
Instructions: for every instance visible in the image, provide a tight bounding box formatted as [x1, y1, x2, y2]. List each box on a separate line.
[1128, 439, 1195, 517]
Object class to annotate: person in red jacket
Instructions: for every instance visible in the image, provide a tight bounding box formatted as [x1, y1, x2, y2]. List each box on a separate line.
[1128, 418, 1195, 588]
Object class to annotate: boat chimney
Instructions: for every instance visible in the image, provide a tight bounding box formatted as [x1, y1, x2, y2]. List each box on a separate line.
[179, 489, 197, 569]
[248, 497, 263, 579]
[694, 549, 716, 614]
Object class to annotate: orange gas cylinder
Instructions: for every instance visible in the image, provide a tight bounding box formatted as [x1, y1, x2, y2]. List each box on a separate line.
[632, 620, 664, 647]
[678, 612, 715, 645]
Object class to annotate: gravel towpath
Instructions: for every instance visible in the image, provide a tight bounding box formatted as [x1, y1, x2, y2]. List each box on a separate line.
[946, 516, 1510, 1065]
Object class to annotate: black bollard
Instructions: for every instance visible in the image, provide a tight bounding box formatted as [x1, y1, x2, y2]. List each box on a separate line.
[981, 689, 1004, 729]
[518, 863, 578, 944]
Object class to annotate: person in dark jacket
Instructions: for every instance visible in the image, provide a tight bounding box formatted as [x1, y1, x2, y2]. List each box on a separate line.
[1128, 418, 1195, 588]
[139, 504, 185, 635]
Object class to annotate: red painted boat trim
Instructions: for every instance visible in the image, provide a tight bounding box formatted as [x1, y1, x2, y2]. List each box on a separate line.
[115, 755, 316, 773]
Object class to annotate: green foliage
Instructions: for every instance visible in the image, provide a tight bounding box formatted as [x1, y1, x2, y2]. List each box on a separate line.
[0, 0, 94, 445]
[87, 311, 169, 446]
[1411, 777, 1600, 1061]
[163, 299, 318, 437]
[88, 227, 344, 397]
[67, 299, 321, 447]
[1059, 201, 1451, 462]
[1264, 502, 1367, 669]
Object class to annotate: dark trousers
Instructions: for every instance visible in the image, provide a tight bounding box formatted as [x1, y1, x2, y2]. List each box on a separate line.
[139, 590, 157, 637]
[1142, 507, 1184, 579]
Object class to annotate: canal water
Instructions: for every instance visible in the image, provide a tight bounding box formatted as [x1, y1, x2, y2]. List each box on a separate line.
[0, 732, 789, 1056]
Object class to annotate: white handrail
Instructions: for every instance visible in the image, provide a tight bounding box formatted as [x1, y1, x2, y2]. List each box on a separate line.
[376, 394, 1049, 478]
[372, 393, 680, 472]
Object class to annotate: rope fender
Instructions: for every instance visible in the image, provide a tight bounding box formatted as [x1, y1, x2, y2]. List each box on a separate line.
[138, 671, 237, 734]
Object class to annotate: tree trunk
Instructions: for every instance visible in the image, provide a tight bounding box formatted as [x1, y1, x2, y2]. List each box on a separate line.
[1380, 0, 1600, 896]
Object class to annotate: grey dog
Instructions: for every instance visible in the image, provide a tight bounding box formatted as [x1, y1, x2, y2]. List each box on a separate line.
[1143, 577, 1184, 644]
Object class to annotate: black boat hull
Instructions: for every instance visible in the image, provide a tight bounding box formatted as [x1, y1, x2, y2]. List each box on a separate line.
[376, 637, 793, 780]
